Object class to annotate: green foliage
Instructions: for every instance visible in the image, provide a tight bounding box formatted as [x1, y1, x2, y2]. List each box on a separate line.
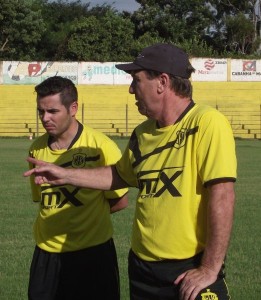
[133, 0, 213, 44]
[66, 16, 107, 61]
[133, 32, 163, 55]
[64, 11, 135, 61]
[0, 0, 260, 60]
[225, 13, 257, 54]
[179, 38, 219, 57]
[206, 0, 261, 55]
[34, 0, 91, 60]
[0, 0, 45, 60]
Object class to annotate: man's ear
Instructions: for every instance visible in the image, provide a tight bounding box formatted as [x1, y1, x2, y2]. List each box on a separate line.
[157, 73, 169, 93]
[70, 101, 78, 116]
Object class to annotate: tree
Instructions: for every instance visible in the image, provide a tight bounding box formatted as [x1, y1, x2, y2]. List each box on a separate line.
[1, 0, 259, 61]
[0, 0, 45, 60]
[63, 10, 136, 61]
[131, 0, 261, 57]
[225, 13, 257, 54]
[207, 0, 261, 55]
[132, 0, 213, 44]
[34, 0, 91, 60]
[129, 0, 219, 57]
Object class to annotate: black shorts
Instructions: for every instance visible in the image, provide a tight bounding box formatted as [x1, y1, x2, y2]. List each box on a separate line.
[128, 249, 231, 300]
[28, 239, 120, 300]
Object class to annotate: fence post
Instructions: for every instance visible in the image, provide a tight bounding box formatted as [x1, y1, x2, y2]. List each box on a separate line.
[126, 104, 128, 137]
[259, 104, 261, 140]
[82, 103, 84, 124]
[36, 108, 39, 137]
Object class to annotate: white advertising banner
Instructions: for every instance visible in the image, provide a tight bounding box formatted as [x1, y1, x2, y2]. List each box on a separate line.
[3, 59, 260, 84]
[114, 62, 133, 85]
[78, 62, 132, 85]
[3, 61, 78, 84]
[191, 58, 228, 81]
[230, 59, 261, 81]
[0, 62, 3, 84]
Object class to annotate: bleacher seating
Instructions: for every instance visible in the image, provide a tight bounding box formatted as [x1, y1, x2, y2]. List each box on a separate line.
[0, 83, 260, 139]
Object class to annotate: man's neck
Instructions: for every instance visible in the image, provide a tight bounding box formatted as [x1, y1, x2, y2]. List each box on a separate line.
[157, 97, 192, 128]
[51, 120, 79, 150]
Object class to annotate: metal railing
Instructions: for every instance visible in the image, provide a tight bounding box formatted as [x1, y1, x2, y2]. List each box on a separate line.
[0, 104, 260, 139]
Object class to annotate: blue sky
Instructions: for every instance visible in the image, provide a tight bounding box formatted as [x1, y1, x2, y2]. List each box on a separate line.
[79, 0, 140, 12]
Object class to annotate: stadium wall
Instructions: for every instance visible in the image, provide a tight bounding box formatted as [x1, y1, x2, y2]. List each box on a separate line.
[0, 59, 260, 139]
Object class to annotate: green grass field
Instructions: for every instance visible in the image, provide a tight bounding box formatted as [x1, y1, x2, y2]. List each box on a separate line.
[0, 138, 260, 299]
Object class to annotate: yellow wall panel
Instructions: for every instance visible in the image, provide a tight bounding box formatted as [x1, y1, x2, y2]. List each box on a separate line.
[0, 83, 260, 138]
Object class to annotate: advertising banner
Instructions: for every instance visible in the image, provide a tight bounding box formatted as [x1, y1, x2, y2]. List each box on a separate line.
[0, 62, 3, 84]
[230, 59, 261, 81]
[191, 58, 228, 81]
[113, 62, 133, 85]
[3, 59, 260, 84]
[78, 62, 132, 85]
[3, 61, 78, 84]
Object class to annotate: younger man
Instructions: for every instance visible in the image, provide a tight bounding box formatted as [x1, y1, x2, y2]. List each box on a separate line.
[27, 76, 128, 300]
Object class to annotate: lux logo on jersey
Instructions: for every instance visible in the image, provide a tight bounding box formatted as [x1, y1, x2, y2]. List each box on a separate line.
[41, 186, 83, 209]
[137, 167, 183, 199]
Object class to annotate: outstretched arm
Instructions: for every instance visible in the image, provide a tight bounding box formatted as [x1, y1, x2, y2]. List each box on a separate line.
[24, 157, 129, 190]
[174, 181, 235, 300]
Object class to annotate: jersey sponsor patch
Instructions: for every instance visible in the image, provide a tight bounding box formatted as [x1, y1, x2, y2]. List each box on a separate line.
[137, 167, 183, 199]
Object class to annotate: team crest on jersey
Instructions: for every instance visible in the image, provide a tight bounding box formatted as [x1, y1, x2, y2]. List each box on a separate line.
[174, 128, 187, 149]
[72, 153, 86, 168]
[201, 289, 218, 300]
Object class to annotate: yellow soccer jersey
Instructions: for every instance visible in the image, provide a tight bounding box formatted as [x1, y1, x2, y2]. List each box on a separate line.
[116, 102, 237, 261]
[29, 123, 128, 253]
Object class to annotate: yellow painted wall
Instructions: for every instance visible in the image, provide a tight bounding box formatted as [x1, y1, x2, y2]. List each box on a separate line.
[193, 82, 261, 105]
[0, 82, 260, 138]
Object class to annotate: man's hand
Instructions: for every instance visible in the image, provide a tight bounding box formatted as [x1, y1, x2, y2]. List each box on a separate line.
[174, 266, 217, 300]
[24, 157, 68, 186]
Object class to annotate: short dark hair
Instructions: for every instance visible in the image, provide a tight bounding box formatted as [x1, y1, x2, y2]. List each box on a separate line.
[35, 76, 78, 110]
[145, 69, 193, 99]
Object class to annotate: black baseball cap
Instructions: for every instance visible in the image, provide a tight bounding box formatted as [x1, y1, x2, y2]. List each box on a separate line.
[115, 43, 193, 79]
